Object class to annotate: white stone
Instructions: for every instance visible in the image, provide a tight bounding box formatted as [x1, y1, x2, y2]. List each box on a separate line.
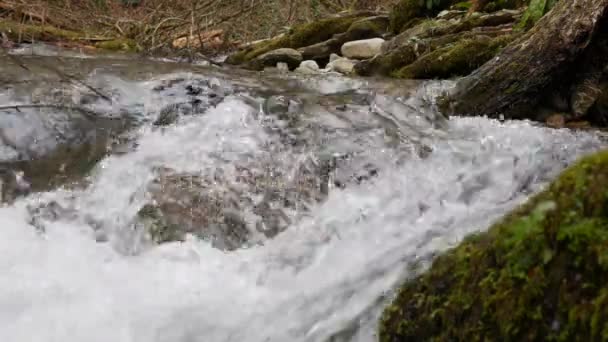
[329, 53, 341, 62]
[295, 60, 321, 74]
[341, 38, 385, 59]
[276, 62, 289, 72]
[326, 57, 356, 75]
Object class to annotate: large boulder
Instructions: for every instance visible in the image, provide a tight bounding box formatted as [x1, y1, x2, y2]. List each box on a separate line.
[225, 15, 367, 65]
[247, 48, 303, 71]
[380, 150, 608, 341]
[341, 38, 385, 59]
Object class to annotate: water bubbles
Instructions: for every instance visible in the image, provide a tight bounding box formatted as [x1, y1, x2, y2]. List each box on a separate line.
[0, 57, 605, 342]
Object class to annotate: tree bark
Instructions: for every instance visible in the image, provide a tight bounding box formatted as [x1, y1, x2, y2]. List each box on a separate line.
[440, 0, 608, 119]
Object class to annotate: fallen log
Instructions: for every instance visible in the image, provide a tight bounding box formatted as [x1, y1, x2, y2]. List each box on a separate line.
[440, 0, 608, 119]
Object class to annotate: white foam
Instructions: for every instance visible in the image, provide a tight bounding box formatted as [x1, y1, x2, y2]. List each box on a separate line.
[0, 71, 604, 342]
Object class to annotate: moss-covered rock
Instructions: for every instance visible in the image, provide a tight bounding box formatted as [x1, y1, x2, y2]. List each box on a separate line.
[391, 34, 513, 79]
[0, 20, 138, 52]
[380, 149, 608, 341]
[389, 0, 460, 33]
[0, 20, 84, 42]
[225, 16, 363, 65]
[298, 15, 389, 61]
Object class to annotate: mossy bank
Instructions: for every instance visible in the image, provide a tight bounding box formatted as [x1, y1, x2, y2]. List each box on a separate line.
[380, 149, 608, 341]
[0, 20, 138, 52]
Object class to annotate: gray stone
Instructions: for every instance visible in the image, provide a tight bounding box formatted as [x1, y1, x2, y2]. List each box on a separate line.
[341, 38, 385, 59]
[295, 60, 321, 74]
[0, 105, 124, 202]
[327, 57, 356, 75]
[436, 10, 466, 20]
[248, 48, 303, 71]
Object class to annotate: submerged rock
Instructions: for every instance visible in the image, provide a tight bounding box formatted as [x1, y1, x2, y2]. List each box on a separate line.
[341, 38, 384, 59]
[135, 169, 250, 250]
[380, 149, 608, 341]
[135, 150, 339, 250]
[0, 105, 125, 202]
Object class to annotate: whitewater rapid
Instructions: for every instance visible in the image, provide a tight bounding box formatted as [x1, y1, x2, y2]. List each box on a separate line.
[0, 55, 605, 342]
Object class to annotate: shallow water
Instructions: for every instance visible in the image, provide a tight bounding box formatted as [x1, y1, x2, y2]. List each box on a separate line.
[0, 49, 606, 342]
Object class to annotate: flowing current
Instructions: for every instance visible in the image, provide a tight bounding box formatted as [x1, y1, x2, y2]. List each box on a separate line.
[0, 50, 606, 342]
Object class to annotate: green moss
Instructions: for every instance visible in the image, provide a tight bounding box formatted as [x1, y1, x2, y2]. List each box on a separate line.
[225, 16, 362, 65]
[342, 16, 389, 41]
[452, 1, 472, 10]
[483, 0, 526, 12]
[355, 41, 419, 76]
[380, 149, 608, 341]
[389, 0, 460, 33]
[95, 38, 138, 52]
[0, 20, 137, 52]
[391, 34, 512, 79]
[0, 20, 84, 42]
[516, 0, 557, 31]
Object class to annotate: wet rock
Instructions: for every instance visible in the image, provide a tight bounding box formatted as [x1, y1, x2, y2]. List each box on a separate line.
[248, 48, 303, 71]
[545, 113, 566, 129]
[0, 105, 124, 201]
[154, 104, 182, 126]
[151, 80, 228, 126]
[326, 56, 356, 75]
[0, 168, 30, 203]
[570, 73, 602, 118]
[295, 60, 321, 74]
[341, 38, 384, 59]
[264, 95, 291, 116]
[590, 82, 608, 127]
[571, 75, 603, 119]
[136, 170, 250, 250]
[135, 152, 336, 250]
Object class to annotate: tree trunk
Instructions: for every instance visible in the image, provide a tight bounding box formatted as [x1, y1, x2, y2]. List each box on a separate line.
[440, 0, 608, 119]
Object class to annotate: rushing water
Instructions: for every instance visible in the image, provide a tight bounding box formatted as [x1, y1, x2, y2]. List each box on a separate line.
[0, 48, 606, 342]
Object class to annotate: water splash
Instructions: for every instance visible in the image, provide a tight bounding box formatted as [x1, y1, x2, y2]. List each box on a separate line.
[0, 55, 605, 342]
